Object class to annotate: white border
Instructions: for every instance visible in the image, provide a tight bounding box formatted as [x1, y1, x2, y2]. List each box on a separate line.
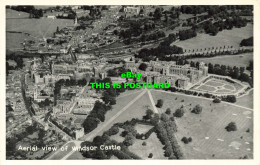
[1, 1, 259, 165]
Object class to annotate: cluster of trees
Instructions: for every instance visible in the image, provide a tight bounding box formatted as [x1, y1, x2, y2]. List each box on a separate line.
[138, 33, 183, 62]
[8, 6, 43, 18]
[155, 113, 183, 159]
[107, 67, 130, 77]
[174, 108, 185, 118]
[181, 137, 192, 144]
[213, 98, 221, 103]
[221, 95, 236, 103]
[179, 29, 197, 40]
[190, 61, 253, 86]
[83, 77, 129, 134]
[165, 86, 237, 103]
[82, 101, 111, 133]
[38, 98, 53, 108]
[139, 31, 166, 42]
[204, 16, 248, 36]
[56, 11, 76, 19]
[240, 37, 253, 47]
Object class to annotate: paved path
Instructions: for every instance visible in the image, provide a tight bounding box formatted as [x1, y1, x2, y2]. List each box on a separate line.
[47, 140, 82, 160]
[147, 89, 160, 114]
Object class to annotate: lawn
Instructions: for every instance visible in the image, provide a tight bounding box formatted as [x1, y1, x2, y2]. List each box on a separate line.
[110, 128, 125, 143]
[6, 10, 74, 50]
[150, 90, 253, 159]
[197, 85, 216, 92]
[135, 124, 154, 134]
[128, 132, 166, 159]
[188, 53, 253, 68]
[174, 23, 253, 50]
[236, 90, 253, 109]
[205, 80, 224, 87]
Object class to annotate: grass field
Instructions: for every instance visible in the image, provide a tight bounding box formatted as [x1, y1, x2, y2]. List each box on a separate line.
[6, 9, 74, 49]
[110, 128, 125, 142]
[135, 124, 153, 134]
[197, 85, 216, 92]
[150, 90, 253, 159]
[236, 90, 253, 109]
[174, 23, 253, 50]
[188, 53, 253, 68]
[128, 132, 166, 159]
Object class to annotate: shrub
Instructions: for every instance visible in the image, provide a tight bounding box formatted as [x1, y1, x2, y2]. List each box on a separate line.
[181, 137, 189, 144]
[142, 142, 147, 146]
[165, 108, 171, 115]
[191, 104, 202, 114]
[225, 122, 237, 132]
[156, 99, 164, 108]
[148, 153, 153, 158]
[174, 108, 184, 118]
[213, 98, 221, 103]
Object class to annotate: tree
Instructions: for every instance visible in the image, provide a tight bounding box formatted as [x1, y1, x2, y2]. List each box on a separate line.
[154, 8, 162, 20]
[213, 98, 221, 103]
[107, 125, 119, 136]
[174, 108, 184, 117]
[181, 137, 189, 144]
[143, 109, 154, 120]
[82, 117, 100, 133]
[148, 153, 153, 158]
[225, 122, 237, 132]
[165, 108, 171, 115]
[123, 133, 135, 146]
[150, 113, 160, 124]
[156, 99, 163, 108]
[192, 104, 202, 114]
[139, 63, 148, 71]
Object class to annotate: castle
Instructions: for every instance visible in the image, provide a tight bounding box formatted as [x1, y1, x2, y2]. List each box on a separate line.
[125, 60, 208, 89]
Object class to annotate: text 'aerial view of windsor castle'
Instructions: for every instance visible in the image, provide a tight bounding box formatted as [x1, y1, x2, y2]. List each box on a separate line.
[6, 5, 254, 160]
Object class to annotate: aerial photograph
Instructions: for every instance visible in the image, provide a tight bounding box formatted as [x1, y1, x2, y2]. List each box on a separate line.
[5, 5, 254, 160]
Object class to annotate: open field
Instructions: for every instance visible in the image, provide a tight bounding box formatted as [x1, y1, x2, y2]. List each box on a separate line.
[135, 123, 153, 134]
[150, 90, 253, 159]
[110, 128, 125, 142]
[6, 9, 74, 49]
[6, 9, 29, 19]
[128, 132, 166, 159]
[174, 24, 253, 50]
[7, 18, 74, 38]
[236, 90, 253, 109]
[188, 53, 253, 68]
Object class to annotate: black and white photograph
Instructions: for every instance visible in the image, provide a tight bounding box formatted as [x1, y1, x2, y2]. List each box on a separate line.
[1, 1, 259, 163]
